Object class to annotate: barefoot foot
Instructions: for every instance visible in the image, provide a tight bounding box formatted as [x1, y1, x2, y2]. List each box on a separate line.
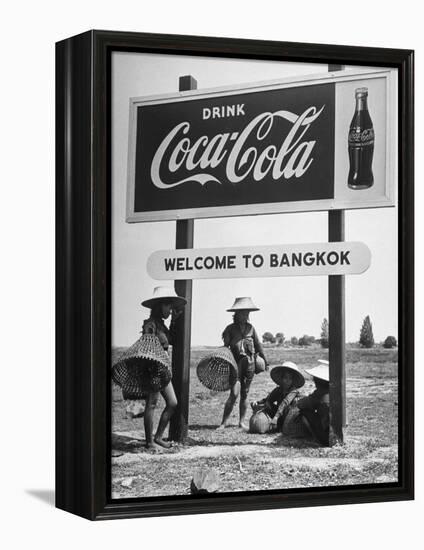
[146, 441, 163, 453]
[216, 424, 228, 431]
[154, 437, 172, 449]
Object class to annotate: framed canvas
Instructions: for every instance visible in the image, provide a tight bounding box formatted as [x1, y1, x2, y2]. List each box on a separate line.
[55, 30, 414, 520]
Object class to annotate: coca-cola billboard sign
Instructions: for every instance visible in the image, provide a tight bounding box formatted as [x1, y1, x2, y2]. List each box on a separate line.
[126, 70, 396, 222]
[149, 101, 330, 191]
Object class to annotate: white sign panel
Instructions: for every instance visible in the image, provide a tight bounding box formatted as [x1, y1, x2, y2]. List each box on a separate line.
[147, 242, 371, 280]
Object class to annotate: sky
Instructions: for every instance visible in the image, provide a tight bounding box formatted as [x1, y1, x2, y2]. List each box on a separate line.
[111, 52, 398, 347]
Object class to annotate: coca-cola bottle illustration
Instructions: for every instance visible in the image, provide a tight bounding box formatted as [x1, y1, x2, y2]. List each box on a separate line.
[348, 87, 374, 189]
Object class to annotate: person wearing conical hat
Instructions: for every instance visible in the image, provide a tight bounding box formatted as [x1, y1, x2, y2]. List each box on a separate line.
[217, 297, 268, 430]
[250, 361, 305, 434]
[139, 286, 187, 451]
[114, 286, 186, 451]
[297, 360, 330, 446]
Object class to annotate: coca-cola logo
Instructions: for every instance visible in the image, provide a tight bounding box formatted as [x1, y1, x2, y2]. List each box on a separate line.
[348, 127, 375, 145]
[150, 106, 325, 189]
[132, 83, 335, 214]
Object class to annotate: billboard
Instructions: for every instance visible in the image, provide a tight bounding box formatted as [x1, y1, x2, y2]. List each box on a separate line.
[127, 68, 397, 222]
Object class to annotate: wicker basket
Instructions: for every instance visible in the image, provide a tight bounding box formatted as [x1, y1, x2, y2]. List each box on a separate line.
[112, 334, 171, 396]
[196, 347, 238, 392]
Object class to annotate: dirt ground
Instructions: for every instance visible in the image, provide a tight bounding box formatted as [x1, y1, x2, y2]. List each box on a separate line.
[111, 346, 398, 498]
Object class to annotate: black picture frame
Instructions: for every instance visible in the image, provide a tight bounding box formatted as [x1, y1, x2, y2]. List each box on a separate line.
[56, 30, 414, 520]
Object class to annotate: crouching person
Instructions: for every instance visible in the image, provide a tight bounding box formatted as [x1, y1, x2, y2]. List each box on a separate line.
[297, 360, 330, 446]
[249, 361, 305, 434]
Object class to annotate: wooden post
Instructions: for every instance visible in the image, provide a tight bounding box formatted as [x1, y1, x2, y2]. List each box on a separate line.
[328, 210, 346, 444]
[328, 64, 346, 445]
[169, 75, 197, 442]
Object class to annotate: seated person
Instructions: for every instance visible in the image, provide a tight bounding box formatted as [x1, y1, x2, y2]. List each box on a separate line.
[297, 360, 330, 446]
[250, 361, 305, 433]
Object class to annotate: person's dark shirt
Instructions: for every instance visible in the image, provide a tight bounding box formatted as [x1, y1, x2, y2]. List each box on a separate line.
[297, 384, 329, 432]
[258, 385, 299, 420]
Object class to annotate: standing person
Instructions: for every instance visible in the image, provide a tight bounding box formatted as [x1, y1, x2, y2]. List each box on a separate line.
[113, 286, 186, 452]
[218, 297, 268, 430]
[250, 361, 305, 433]
[297, 360, 330, 446]
[140, 287, 186, 451]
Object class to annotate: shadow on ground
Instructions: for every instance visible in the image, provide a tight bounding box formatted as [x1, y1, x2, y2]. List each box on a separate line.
[26, 489, 55, 507]
[112, 433, 144, 453]
[189, 424, 220, 431]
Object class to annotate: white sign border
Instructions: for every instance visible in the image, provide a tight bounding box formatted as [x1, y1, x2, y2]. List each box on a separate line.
[126, 68, 397, 223]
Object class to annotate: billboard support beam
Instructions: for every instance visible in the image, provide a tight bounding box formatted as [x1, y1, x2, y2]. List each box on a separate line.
[169, 75, 197, 442]
[328, 64, 346, 445]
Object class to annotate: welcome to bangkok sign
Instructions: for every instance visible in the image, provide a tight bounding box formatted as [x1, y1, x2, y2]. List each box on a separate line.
[126, 69, 396, 222]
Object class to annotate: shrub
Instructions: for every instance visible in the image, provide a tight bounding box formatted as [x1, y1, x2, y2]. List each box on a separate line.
[383, 335, 397, 348]
[262, 331, 276, 344]
[298, 334, 314, 347]
[320, 318, 329, 348]
[290, 336, 298, 346]
[275, 332, 285, 345]
[359, 315, 375, 348]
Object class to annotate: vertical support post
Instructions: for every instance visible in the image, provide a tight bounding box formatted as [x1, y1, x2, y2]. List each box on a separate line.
[328, 64, 346, 445]
[169, 75, 197, 442]
[328, 211, 346, 444]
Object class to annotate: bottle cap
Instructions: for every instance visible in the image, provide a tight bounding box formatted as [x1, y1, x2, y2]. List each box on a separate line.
[355, 87, 368, 97]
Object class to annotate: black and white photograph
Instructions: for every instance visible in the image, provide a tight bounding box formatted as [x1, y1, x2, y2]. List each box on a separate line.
[110, 52, 401, 499]
[3, 0, 421, 545]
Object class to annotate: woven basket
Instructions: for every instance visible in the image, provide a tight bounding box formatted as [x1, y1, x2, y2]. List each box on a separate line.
[196, 347, 238, 392]
[112, 334, 171, 396]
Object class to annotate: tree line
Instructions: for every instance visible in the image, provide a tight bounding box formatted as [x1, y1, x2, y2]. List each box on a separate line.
[262, 315, 397, 348]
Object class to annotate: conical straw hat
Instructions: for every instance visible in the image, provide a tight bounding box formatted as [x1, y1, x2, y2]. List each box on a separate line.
[196, 347, 238, 392]
[142, 286, 187, 309]
[305, 360, 329, 382]
[112, 334, 171, 395]
[270, 361, 305, 388]
[226, 297, 259, 312]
